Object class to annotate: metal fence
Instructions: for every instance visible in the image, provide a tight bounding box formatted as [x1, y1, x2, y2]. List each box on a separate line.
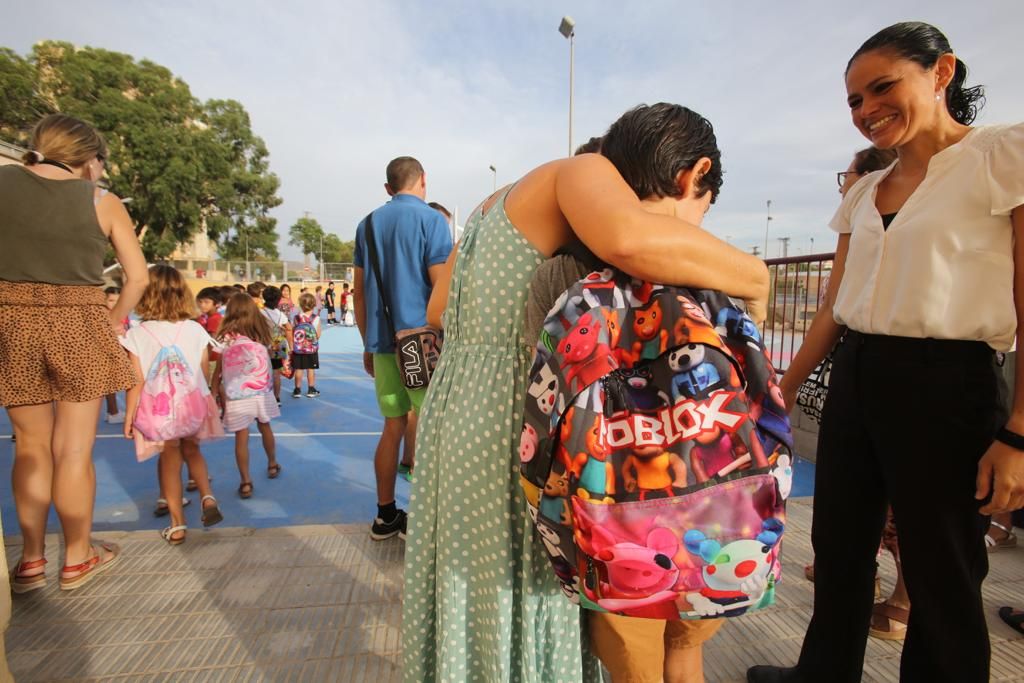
[761, 252, 836, 373]
[165, 260, 355, 285]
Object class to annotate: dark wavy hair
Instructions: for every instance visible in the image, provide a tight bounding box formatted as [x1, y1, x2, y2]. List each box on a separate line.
[853, 146, 897, 175]
[848, 21, 985, 125]
[600, 103, 723, 203]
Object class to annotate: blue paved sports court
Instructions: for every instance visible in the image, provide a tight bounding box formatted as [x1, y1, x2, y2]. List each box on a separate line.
[0, 324, 814, 535]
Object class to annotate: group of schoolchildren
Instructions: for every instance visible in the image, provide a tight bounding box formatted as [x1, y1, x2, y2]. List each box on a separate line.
[103, 267, 327, 544]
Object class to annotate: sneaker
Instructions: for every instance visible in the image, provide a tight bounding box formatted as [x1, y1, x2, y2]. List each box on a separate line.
[292, 387, 302, 398]
[106, 411, 126, 424]
[398, 462, 413, 483]
[306, 387, 321, 398]
[370, 509, 407, 541]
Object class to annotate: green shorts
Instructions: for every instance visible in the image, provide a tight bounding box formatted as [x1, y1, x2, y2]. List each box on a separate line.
[373, 353, 427, 417]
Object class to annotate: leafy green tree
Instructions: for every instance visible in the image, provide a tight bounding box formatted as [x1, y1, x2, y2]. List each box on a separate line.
[288, 217, 354, 263]
[288, 216, 324, 258]
[0, 41, 282, 260]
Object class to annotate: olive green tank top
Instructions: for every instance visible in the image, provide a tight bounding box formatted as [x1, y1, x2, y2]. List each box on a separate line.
[0, 165, 108, 286]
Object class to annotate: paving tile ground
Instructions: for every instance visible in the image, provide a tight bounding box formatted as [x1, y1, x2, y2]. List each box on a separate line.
[5, 500, 1023, 682]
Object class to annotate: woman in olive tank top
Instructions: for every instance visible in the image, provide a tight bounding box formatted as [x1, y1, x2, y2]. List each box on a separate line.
[0, 114, 148, 592]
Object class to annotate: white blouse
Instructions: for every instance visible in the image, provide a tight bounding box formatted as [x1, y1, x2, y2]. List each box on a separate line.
[831, 123, 1024, 351]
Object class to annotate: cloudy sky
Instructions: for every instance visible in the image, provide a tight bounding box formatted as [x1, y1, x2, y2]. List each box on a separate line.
[3, 0, 1020, 259]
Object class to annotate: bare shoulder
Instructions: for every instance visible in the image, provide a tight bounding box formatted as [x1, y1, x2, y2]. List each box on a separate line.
[504, 159, 574, 255]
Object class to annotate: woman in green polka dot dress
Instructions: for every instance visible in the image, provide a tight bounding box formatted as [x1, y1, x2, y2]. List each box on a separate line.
[403, 107, 772, 683]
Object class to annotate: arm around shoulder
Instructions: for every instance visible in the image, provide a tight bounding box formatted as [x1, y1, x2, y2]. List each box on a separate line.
[554, 154, 769, 307]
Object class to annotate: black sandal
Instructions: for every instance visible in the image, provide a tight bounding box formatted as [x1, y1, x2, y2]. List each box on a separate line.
[267, 463, 282, 479]
[999, 606, 1024, 635]
[238, 482, 253, 499]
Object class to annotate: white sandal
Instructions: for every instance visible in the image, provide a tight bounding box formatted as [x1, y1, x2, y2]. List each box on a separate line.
[985, 521, 1017, 552]
[161, 525, 187, 546]
[153, 497, 190, 517]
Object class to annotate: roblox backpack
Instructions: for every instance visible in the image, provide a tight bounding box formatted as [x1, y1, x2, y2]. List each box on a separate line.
[292, 313, 319, 355]
[132, 324, 210, 443]
[519, 268, 793, 620]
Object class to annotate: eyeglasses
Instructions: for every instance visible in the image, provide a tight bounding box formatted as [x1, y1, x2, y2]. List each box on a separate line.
[837, 171, 860, 188]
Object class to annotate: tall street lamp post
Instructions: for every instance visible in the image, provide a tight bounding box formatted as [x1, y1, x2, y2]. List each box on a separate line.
[558, 16, 575, 157]
[489, 164, 497, 192]
[764, 199, 772, 258]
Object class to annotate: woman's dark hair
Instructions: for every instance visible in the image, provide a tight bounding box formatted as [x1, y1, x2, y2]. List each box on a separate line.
[848, 21, 984, 125]
[600, 103, 723, 203]
[574, 136, 603, 156]
[853, 146, 898, 175]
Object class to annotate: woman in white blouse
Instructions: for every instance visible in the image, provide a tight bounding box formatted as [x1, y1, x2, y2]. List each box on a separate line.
[749, 21, 1024, 683]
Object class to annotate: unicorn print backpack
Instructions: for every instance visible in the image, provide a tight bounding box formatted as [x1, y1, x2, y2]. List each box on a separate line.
[132, 324, 210, 442]
[520, 268, 794, 621]
[220, 335, 272, 400]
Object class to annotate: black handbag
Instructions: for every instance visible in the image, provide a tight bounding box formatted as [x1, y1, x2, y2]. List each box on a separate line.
[364, 213, 442, 389]
[794, 353, 832, 423]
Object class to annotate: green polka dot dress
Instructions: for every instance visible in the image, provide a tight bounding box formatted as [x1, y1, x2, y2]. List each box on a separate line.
[402, 187, 600, 683]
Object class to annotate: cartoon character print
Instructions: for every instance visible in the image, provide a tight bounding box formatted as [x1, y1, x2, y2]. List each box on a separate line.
[570, 415, 615, 503]
[622, 445, 689, 500]
[221, 338, 271, 398]
[683, 518, 783, 616]
[749, 379, 793, 455]
[519, 423, 539, 464]
[142, 349, 204, 418]
[581, 526, 680, 618]
[667, 344, 723, 401]
[580, 269, 627, 309]
[558, 311, 618, 394]
[690, 425, 769, 483]
[620, 366, 671, 411]
[630, 298, 670, 363]
[539, 467, 571, 524]
[626, 280, 661, 307]
[715, 308, 762, 349]
[528, 506, 580, 600]
[528, 362, 560, 417]
[771, 453, 794, 500]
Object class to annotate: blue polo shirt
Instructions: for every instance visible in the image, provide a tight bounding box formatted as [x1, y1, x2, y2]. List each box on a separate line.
[354, 193, 453, 353]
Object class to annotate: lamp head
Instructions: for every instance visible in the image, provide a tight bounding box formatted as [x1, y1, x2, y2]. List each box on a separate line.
[489, 164, 496, 172]
[558, 16, 575, 38]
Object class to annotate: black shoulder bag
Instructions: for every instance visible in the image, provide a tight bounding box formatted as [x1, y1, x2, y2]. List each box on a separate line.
[364, 213, 443, 389]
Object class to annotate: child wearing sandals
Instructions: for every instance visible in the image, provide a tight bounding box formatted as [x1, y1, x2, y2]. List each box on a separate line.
[121, 266, 225, 545]
[212, 292, 282, 499]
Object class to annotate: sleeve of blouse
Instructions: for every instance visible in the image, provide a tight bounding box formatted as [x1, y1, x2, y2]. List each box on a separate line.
[828, 185, 857, 234]
[987, 122, 1024, 216]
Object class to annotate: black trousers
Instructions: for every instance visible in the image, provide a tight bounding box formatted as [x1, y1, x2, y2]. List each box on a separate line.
[797, 332, 1006, 683]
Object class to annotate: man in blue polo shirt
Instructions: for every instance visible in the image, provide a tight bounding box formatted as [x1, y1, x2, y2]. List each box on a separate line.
[353, 156, 453, 541]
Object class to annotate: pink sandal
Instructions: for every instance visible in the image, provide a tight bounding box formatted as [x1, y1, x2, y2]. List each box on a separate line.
[11, 557, 47, 594]
[59, 542, 121, 591]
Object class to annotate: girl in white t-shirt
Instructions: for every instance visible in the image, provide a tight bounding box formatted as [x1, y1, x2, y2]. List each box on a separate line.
[212, 292, 282, 499]
[122, 266, 224, 545]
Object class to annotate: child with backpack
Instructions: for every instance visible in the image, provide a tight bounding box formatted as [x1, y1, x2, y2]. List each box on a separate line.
[212, 292, 282, 498]
[519, 112, 789, 683]
[122, 266, 224, 545]
[260, 286, 292, 404]
[291, 292, 322, 397]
